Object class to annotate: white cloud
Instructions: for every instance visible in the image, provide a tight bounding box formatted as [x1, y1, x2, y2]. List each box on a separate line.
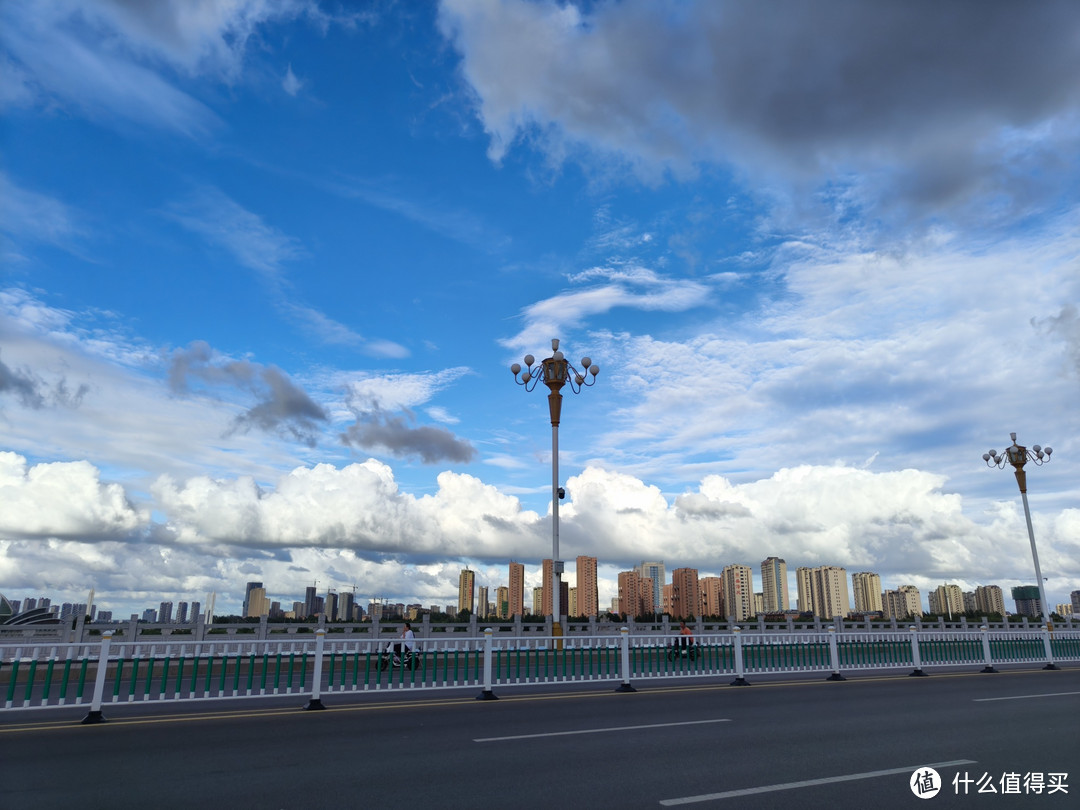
[343, 368, 472, 413]
[152, 461, 543, 558]
[167, 187, 302, 278]
[282, 63, 303, 96]
[0, 452, 145, 539]
[0, 172, 82, 250]
[1, 451, 1075, 617]
[502, 265, 710, 352]
[0, 1, 221, 137]
[0, 0, 359, 136]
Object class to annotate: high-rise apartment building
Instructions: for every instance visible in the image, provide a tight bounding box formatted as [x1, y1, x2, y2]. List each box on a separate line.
[458, 568, 475, 615]
[244, 588, 269, 618]
[883, 585, 922, 620]
[796, 567, 813, 613]
[617, 570, 641, 618]
[975, 585, 1006, 616]
[700, 576, 724, 618]
[576, 556, 599, 617]
[158, 601, 174, 623]
[1011, 585, 1042, 618]
[721, 564, 754, 621]
[176, 602, 189, 624]
[637, 561, 666, 616]
[851, 572, 883, 613]
[533, 586, 544, 615]
[325, 591, 339, 621]
[339, 591, 355, 622]
[190, 601, 201, 623]
[508, 562, 525, 617]
[670, 568, 700, 620]
[796, 566, 850, 619]
[242, 582, 263, 618]
[1071, 590, 1080, 616]
[568, 587, 578, 617]
[760, 557, 789, 613]
[928, 584, 964, 617]
[541, 559, 554, 617]
[303, 586, 319, 619]
[496, 586, 509, 619]
[477, 585, 489, 619]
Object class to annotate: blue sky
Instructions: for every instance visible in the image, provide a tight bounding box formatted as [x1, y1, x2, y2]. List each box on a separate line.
[2, 0, 1078, 618]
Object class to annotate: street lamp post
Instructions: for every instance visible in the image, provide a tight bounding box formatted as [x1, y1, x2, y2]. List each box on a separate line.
[982, 432, 1054, 629]
[512, 339, 599, 641]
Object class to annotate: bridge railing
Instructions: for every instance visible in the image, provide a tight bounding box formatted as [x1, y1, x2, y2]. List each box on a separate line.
[2, 626, 1076, 722]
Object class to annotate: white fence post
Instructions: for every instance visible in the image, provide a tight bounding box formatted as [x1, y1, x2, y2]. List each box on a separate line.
[909, 626, 927, 677]
[615, 626, 636, 693]
[979, 625, 998, 673]
[1040, 627, 1060, 671]
[476, 628, 497, 701]
[81, 631, 112, 724]
[826, 626, 846, 681]
[730, 626, 749, 686]
[304, 629, 326, 710]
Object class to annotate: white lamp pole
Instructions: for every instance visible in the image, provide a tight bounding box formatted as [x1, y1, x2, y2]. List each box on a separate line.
[512, 339, 599, 639]
[983, 432, 1054, 629]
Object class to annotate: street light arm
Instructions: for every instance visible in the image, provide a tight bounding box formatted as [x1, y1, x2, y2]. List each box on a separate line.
[981, 431, 1056, 631]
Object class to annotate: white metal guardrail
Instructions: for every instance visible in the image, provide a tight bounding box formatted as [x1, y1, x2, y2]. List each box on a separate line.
[2, 626, 1076, 723]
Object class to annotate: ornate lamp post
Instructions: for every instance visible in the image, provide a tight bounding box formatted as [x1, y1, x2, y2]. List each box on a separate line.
[983, 432, 1054, 628]
[511, 339, 599, 640]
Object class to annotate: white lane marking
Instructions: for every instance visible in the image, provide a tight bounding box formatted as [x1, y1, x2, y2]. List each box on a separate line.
[474, 718, 731, 742]
[974, 691, 1080, 702]
[659, 759, 978, 806]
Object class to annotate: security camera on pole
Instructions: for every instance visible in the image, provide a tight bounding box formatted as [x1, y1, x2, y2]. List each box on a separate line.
[512, 339, 599, 646]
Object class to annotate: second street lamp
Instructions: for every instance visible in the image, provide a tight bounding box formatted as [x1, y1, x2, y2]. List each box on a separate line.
[511, 339, 599, 642]
[982, 432, 1054, 632]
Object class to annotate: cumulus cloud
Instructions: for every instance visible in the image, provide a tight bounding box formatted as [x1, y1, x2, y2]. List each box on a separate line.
[439, 0, 1080, 225]
[152, 461, 539, 555]
[0, 452, 145, 539]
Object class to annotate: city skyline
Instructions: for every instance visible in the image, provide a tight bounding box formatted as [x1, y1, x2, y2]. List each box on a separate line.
[2, 3, 1078, 619]
[2, 553, 1073, 622]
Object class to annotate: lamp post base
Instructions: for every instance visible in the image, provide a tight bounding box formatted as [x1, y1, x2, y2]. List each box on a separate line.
[552, 621, 563, 651]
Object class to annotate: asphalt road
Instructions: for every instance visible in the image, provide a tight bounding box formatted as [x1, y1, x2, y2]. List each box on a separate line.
[2, 668, 1077, 809]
